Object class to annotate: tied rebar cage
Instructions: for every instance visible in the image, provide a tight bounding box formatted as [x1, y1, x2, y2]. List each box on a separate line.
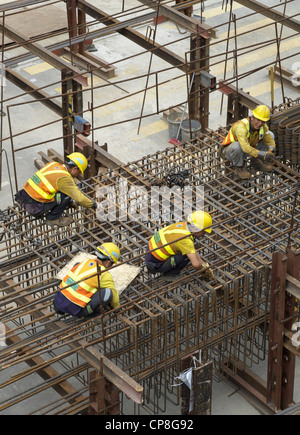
[0, 135, 300, 414]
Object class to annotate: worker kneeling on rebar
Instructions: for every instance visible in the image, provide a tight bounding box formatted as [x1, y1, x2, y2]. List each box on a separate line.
[14, 152, 97, 227]
[221, 105, 276, 180]
[53, 243, 121, 318]
[145, 211, 214, 282]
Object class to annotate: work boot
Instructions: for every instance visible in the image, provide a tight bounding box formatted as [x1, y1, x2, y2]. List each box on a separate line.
[233, 166, 251, 180]
[161, 273, 180, 282]
[251, 158, 273, 173]
[46, 216, 73, 227]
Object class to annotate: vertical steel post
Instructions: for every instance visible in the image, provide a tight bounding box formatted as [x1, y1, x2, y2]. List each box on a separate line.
[266, 250, 297, 411]
[0, 11, 5, 192]
[282, 249, 299, 409]
[89, 369, 120, 415]
[66, 0, 79, 54]
[175, 0, 193, 17]
[189, 33, 210, 133]
[78, 9, 87, 54]
[62, 68, 74, 159]
[267, 251, 287, 410]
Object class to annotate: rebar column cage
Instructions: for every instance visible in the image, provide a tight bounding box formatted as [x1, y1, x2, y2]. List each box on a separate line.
[0, 132, 300, 415]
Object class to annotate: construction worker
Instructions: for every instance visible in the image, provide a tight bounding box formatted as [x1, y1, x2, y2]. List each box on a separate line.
[221, 105, 276, 180]
[53, 243, 121, 318]
[15, 152, 97, 227]
[145, 210, 214, 282]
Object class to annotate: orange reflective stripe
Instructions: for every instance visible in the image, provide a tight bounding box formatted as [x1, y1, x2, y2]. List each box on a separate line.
[24, 162, 71, 203]
[222, 118, 250, 146]
[222, 118, 265, 146]
[61, 259, 106, 308]
[149, 223, 192, 261]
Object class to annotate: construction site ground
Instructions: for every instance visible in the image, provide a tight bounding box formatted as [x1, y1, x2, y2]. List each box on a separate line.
[0, 0, 300, 415]
[2, 0, 300, 206]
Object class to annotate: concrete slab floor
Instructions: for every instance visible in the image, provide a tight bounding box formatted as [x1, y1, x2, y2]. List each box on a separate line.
[0, 0, 299, 415]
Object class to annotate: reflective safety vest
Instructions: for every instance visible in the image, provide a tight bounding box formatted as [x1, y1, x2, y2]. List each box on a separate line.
[149, 222, 194, 261]
[60, 259, 107, 308]
[23, 162, 71, 203]
[222, 118, 264, 146]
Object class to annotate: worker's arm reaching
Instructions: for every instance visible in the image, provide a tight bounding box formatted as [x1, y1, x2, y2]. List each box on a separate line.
[57, 176, 96, 209]
[263, 128, 276, 151]
[175, 238, 207, 271]
[187, 252, 206, 269]
[259, 128, 276, 160]
[187, 252, 215, 281]
[100, 272, 120, 309]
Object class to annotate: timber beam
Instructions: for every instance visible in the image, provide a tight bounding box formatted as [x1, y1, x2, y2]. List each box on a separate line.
[77, 0, 186, 71]
[219, 80, 265, 110]
[235, 0, 300, 33]
[0, 22, 88, 87]
[137, 0, 216, 38]
[5, 67, 62, 117]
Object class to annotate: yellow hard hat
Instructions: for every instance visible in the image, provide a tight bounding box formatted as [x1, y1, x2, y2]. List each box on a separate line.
[96, 243, 120, 264]
[187, 210, 212, 234]
[67, 152, 88, 174]
[252, 105, 270, 122]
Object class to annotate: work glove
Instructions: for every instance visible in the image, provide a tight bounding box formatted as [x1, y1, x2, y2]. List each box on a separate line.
[69, 199, 79, 209]
[92, 201, 98, 210]
[200, 262, 215, 281]
[257, 150, 274, 163]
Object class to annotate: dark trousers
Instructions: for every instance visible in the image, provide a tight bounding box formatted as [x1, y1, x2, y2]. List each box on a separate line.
[43, 193, 72, 220]
[145, 253, 190, 277]
[81, 289, 113, 317]
[53, 288, 113, 318]
[15, 189, 72, 220]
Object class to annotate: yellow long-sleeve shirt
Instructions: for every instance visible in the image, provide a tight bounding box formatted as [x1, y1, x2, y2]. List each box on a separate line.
[57, 175, 94, 208]
[82, 265, 120, 309]
[61, 258, 120, 309]
[231, 122, 276, 158]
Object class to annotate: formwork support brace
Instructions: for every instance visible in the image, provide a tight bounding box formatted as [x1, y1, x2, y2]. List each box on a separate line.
[89, 366, 121, 415]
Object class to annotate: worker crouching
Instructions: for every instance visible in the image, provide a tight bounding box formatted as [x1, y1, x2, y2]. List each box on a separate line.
[145, 211, 214, 282]
[15, 152, 97, 227]
[53, 243, 121, 318]
[221, 105, 276, 180]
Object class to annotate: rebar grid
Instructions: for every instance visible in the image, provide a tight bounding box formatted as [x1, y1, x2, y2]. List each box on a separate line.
[0, 134, 299, 414]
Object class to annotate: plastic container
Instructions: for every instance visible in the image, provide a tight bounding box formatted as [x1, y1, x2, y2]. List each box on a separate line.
[181, 119, 202, 142]
[167, 112, 187, 142]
